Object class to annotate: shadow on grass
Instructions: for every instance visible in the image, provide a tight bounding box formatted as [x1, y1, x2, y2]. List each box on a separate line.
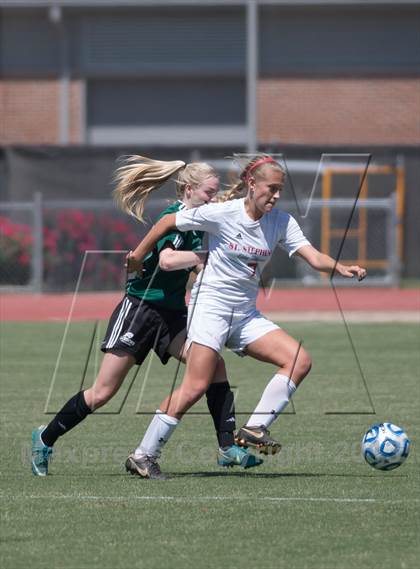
[166, 471, 409, 479]
[36, 471, 408, 479]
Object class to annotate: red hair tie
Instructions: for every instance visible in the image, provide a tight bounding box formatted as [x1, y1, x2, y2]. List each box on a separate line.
[241, 156, 277, 181]
[248, 156, 277, 173]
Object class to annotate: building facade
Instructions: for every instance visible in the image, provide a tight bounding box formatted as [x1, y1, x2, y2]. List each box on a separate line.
[1, 1, 419, 279]
[1, 0, 419, 149]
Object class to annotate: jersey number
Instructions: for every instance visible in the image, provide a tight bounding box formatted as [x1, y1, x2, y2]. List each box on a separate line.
[247, 262, 257, 277]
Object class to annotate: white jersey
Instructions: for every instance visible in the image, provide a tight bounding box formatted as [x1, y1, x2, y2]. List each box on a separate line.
[176, 198, 310, 312]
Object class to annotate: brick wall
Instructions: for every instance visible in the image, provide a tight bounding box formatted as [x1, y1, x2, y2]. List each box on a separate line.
[258, 78, 420, 146]
[0, 79, 82, 144]
[1, 78, 419, 147]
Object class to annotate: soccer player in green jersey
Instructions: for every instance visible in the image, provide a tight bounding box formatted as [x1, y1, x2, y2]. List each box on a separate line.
[31, 156, 262, 478]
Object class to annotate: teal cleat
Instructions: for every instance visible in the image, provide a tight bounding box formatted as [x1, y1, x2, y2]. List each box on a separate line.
[31, 426, 52, 476]
[217, 444, 263, 469]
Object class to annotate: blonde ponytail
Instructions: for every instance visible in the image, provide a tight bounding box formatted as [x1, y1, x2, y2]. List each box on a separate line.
[219, 180, 246, 202]
[113, 155, 186, 222]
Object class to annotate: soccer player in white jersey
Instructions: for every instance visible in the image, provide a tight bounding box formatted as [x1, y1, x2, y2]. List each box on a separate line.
[127, 155, 367, 475]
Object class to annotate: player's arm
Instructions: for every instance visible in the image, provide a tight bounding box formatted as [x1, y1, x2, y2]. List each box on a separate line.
[158, 244, 208, 272]
[127, 213, 177, 272]
[295, 244, 367, 281]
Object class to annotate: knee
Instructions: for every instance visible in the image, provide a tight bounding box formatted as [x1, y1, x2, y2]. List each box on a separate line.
[213, 358, 227, 383]
[85, 386, 114, 410]
[295, 349, 312, 379]
[184, 380, 209, 407]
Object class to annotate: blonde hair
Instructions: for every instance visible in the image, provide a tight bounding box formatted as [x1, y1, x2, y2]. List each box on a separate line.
[221, 155, 284, 202]
[114, 155, 218, 221]
[175, 162, 218, 199]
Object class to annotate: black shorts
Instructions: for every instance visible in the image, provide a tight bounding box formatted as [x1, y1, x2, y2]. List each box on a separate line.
[101, 295, 187, 366]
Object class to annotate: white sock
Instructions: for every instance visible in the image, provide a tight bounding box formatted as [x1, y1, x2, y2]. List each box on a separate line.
[134, 410, 179, 459]
[246, 374, 297, 429]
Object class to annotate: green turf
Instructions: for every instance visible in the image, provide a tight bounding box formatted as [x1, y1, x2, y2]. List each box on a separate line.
[0, 321, 419, 569]
[400, 278, 420, 289]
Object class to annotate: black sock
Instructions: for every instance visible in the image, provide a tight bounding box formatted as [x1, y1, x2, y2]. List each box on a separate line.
[41, 391, 92, 447]
[205, 382, 236, 448]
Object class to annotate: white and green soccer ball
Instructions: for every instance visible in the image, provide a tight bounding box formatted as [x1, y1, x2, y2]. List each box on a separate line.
[361, 423, 410, 471]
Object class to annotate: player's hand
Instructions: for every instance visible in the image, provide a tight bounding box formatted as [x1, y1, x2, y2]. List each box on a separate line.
[337, 264, 367, 281]
[125, 251, 143, 276]
[193, 263, 204, 274]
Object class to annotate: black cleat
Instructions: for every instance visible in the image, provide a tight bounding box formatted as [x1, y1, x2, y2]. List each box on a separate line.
[235, 425, 281, 455]
[125, 454, 168, 480]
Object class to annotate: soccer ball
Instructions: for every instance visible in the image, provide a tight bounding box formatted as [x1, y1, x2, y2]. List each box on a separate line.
[361, 423, 410, 471]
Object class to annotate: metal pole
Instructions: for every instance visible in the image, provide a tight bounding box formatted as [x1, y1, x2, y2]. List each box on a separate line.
[246, 0, 258, 153]
[388, 193, 400, 286]
[49, 6, 69, 144]
[395, 154, 405, 262]
[60, 15, 70, 144]
[79, 79, 87, 144]
[32, 192, 43, 293]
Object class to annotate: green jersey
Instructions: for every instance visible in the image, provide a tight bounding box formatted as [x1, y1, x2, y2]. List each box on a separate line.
[126, 201, 203, 310]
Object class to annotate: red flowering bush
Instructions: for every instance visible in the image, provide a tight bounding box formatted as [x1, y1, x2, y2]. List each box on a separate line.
[0, 216, 33, 284]
[44, 210, 141, 291]
[0, 210, 141, 290]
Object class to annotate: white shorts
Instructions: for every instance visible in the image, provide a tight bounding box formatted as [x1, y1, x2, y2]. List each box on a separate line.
[186, 302, 279, 356]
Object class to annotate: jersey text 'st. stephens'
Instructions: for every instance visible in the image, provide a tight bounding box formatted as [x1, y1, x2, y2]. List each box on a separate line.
[176, 198, 310, 311]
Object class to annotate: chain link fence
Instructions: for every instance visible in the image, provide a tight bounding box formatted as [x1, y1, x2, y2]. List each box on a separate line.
[0, 192, 399, 292]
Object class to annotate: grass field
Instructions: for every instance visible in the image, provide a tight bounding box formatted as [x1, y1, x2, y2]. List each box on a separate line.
[0, 320, 419, 569]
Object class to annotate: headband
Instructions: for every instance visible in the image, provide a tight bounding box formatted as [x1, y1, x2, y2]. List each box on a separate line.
[241, 156, 278, 180]
[248, 156, 277, 173]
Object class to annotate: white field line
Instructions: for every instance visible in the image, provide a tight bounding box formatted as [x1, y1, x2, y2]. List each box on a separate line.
[265, 311, 420, 323]
[0, 495, 418, 504]
[46, 311, 420, 323]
